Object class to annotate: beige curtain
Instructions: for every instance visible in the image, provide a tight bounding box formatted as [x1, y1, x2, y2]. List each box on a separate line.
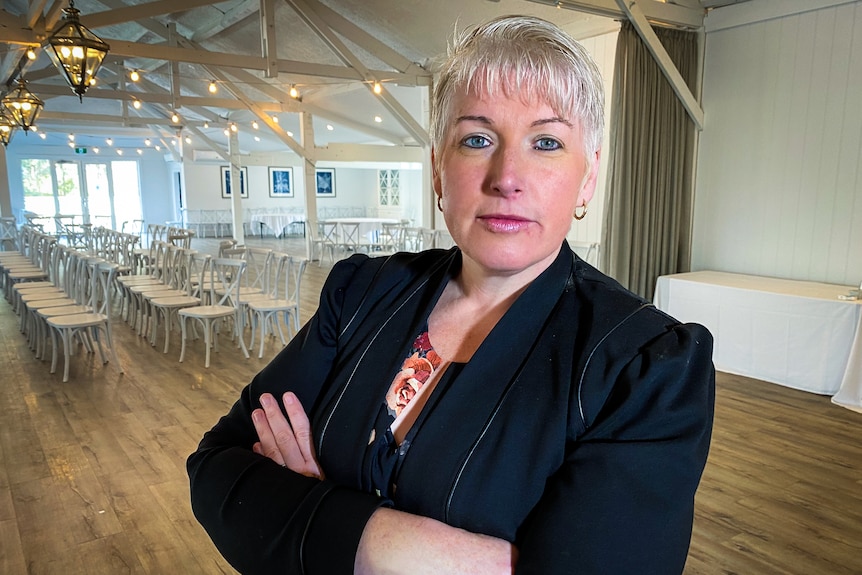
[601, 21, 698, 300]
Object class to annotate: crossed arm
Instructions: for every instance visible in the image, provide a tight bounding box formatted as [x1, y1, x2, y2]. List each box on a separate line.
[251, 391, 518, 575]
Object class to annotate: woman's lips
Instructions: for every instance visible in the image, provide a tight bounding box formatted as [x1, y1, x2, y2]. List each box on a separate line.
[479, 214, 532, 233]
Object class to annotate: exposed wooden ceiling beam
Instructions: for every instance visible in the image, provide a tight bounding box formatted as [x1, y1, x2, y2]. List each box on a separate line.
[84, 0, 223, 29]
[616, 0, 704, 129]
[285, 0, 429, 147]
[529, 0, 704, 28]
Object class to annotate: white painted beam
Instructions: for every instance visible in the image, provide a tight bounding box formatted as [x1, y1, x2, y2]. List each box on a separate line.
[84, 0, 220, 29]
[704, 0, 858, 33]
[616, 0, 704, 130]
[260, 0, 278, 78]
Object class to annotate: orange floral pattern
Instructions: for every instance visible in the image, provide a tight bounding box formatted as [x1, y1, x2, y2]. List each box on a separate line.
[384, 331, 442, 418]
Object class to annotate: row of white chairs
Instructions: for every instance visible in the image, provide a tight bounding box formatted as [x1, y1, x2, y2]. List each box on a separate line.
[119, 241, 307, 365]
[308, 223, 455, 266]
[2, 230, 123, 382]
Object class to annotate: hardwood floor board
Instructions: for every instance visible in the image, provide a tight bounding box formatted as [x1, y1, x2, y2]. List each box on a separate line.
[112, 412, 190, 483]
[0, 517, 27, 574]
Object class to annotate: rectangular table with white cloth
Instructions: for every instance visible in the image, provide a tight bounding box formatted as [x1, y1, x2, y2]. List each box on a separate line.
[653, 271, 862, 413]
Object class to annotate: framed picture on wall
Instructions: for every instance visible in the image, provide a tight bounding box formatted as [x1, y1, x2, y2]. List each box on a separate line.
[268, 167, 294, 197]
[315, 168, 336, 197]
[221, 166, 248, 198]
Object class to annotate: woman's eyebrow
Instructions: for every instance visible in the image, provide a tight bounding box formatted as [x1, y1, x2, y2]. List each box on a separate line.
[454, 115, 573, 128]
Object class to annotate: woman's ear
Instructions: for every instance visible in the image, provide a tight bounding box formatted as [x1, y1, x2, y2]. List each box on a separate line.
[577, 149, 601, 205]
[431, 148, 442, 197]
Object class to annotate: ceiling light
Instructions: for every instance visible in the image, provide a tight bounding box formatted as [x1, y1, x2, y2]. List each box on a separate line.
[223, 128, 229, 136]
[326, 124, 334, 131]
[230, 123, 237, 133]
[208, 80, 217, 93]
[130, 70, 139, 82]
[26, 48, 36, 60]
[117, 149, 123, 155]
[184, 136, 191, 144]
[43, 0, 110, 101]
[106, 137, 113, 146]
[93, 146, 99, 153]
[68, 133, 75, 140]
[252, 120, 259, 130]
[171, 112, 180, 123]
[373, 82, 382, 95]
[374, 115, 382, 123]
[254, 136, 260, 141]
[2, 78, 44, 132]
[137, 149, 142, 155]
[289, 85, 299, 99]
[0, 110, 16, 148]
[271, 115, 278, 123]
[154, 145, 160, 151]
[203, 121, 209, 129]
[132, 99, 141, 109]
[39, 132, 46, 140]
[144, 138, 151, 146]
[68, 141, 74, 148]
[286, 130, 293, 137]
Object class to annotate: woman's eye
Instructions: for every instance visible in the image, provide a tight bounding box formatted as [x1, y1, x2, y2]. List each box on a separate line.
[535, 137, 562, 151]
[462, 135, 490, 149]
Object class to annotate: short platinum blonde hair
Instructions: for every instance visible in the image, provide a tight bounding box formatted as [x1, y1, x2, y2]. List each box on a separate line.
[431, 15, 605, 165]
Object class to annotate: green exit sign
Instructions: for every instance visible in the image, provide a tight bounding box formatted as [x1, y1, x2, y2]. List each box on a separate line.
[74, 147, 87, 154]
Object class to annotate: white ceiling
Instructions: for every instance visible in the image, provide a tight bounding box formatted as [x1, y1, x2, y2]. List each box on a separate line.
[0, 0, 738, 158]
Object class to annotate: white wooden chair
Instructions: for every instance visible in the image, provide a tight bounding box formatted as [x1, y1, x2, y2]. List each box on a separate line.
[46, 259, 122, 382]
[246, 254, 307, 358]
[178, 257, 250, 368]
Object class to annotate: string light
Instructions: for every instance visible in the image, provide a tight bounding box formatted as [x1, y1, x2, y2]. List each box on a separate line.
[154, 145, 160, 151]
[68, 133, 75, 140]
[289, 85, 299, 99]
[286, 130, 293, 137]
[106, 137, 113, 146]
[271, 115, 279, 123]
[373, 82, 382, 95]
[326, 124, 334, 131]
[136, 149, 142, 155]
[374, 115, 382, 123]
[130, 70, 140, 82]
[223, 128, 229, 136]
[171, 112, 180, 123]
[251, 120, 259, 130]
[116, 149, 123, 155]
[39, 133, 46, 140]
[184, 136, 191, 144]
[144, 138, 151, 146]
[254, 136, 260, 141]
[132, 99, 141, 109]
[208, 80, 217, 93]
[203, 121, 209, 128]
[230, 123, 237, 132]
[92, 147, 99, 153]
[26, 48, 36, 60]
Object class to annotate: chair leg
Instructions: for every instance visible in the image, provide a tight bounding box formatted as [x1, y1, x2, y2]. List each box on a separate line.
[203, 319, 213, 368]
[179, 316, 188, 363]
[105, 322, 122, 374]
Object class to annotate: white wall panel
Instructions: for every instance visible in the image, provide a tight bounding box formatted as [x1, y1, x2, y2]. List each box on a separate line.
[693, 1, 862, 286]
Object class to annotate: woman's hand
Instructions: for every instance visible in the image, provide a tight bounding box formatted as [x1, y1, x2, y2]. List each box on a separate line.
[251, 392, 325, 479]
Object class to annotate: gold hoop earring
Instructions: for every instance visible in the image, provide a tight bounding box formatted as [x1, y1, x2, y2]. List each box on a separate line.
[573, 203, 588, 221]
[437, 195, 443, 212]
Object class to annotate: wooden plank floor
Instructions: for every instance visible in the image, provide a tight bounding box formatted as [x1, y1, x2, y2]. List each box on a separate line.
[1, 236, 861, 574]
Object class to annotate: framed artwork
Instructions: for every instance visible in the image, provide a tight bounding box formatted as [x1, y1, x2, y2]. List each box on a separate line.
[221, 166, 248, 198]
[315, 168, 336, 197]
[268, 167, 294, 197]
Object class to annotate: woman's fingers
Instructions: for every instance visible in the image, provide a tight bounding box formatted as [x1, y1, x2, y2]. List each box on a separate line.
[282, 392, 325, 479]
[253, 392, 324, 479]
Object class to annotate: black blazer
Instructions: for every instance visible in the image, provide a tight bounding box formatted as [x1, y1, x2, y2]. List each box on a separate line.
[188, 243, 715, 574]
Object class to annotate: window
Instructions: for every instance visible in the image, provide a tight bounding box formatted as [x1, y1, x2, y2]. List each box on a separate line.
[378, 169, 400, 207]
[19, 158, 142, 230]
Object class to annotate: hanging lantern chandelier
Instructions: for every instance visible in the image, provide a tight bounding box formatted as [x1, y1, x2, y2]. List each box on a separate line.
[43, 0, 110, 101]
[2, 78, 43, 132]
[0, 108, 16, 147]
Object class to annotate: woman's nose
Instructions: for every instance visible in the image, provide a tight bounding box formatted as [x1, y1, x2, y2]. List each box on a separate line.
[487, 144, 525, 196]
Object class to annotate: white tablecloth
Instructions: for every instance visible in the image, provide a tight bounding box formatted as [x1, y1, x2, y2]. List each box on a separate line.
[251, 213, 305, 238]
[654, 271, 862, 411]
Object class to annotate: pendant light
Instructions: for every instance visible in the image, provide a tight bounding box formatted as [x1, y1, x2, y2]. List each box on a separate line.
[2, 78, 43, 132]
[0, 108, 16, 147]
[43, 0, 110, 101]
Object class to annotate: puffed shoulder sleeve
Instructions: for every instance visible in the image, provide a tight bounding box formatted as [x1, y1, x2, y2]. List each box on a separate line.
[187, 254, 387, 575]
[515, 319, 715, 575]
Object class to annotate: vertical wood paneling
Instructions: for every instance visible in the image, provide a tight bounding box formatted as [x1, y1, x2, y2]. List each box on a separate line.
[693, 2, 862, 285]
[567, 29, 619, 265]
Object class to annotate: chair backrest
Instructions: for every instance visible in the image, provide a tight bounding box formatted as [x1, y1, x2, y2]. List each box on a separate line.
[91, 260, 119, 316]
[1, 217, 18, 251]
[244, 247, 273, 293]
[318, 222, 338, 244]
[186, 252, 211, 297]
[339, 223, 361, 247]
[206, 258, 246, 307]
[419, 228, 436, 251]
